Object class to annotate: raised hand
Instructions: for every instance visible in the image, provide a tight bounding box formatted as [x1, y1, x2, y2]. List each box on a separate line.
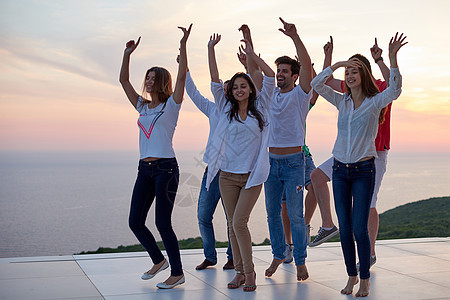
[389, 32, 407, 57]
[370, 38, 383, 61]
[389, 32, 407, 68]
[208, 33, 221, 48]
[279, 17, 298, 38]
[237, 47, 247, 68]
[178, 23, 193, 44]
[324, 36, 333, 56]
[240, 38, 255, 56]
[124, 36, 141, 56]
[238, 24, 251, 38]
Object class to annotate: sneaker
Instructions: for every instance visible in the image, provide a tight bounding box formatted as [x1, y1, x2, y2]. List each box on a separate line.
[283, 244, 293, 264]
[309, 226, 339, 247]
[356, 255, 376, 272]
[306, 224, 311, 246]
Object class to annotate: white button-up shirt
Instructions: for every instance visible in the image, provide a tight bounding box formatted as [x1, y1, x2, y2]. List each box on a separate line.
[311, 66, 402, 163]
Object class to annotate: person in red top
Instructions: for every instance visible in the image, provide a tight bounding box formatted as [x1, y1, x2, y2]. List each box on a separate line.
[309, 37, 392, 267]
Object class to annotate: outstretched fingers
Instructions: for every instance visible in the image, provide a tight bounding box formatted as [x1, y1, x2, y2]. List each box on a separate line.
[208, 33, 221, 47]
[389, 32, 408, 54]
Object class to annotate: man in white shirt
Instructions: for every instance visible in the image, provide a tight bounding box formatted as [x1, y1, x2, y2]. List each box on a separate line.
[241, 18, 313, 281]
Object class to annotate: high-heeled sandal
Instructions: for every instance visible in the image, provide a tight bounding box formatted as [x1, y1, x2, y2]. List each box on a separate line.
[227, 271, 245, 289]
[243, 271, 256, 292]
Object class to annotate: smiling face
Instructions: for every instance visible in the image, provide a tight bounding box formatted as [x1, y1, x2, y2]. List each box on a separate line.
[276, 63, 298, 91]
[345, 66, 362, 89]
[145, 71, 156, 93]
[232, 77, 251, 102]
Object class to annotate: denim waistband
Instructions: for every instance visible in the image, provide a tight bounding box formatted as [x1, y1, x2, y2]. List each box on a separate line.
[334, 157, 375, 168]
[139, 157, 177, 167]
[269, 151, 303, 159]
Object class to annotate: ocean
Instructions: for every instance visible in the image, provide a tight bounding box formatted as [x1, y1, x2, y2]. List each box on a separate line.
[1, 150, 449, 258]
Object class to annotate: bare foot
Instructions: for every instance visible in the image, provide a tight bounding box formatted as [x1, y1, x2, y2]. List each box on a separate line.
[296, 264, 309, 281]
[265, 258, 285, 277]
[355, 278, 370, 297]
[341, 276, 359, 295]
[163, 274, 184, 285]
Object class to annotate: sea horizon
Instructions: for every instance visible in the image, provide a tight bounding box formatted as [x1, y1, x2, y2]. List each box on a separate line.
[1, 150, 449, 258]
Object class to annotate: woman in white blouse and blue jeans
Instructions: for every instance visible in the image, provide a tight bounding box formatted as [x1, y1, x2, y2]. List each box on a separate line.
[311, 33, 407, 297]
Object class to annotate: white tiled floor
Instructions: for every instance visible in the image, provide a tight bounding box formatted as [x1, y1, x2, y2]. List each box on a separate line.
[1, 238, 449, 300]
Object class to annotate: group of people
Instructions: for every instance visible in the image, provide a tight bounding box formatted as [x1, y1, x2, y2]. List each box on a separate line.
[119, 18, 406, 297]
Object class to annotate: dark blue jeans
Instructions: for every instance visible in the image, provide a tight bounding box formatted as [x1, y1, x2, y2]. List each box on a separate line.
[332, 158, 375, 280]
[129, 158, 183, 276]
[197, 167, 232, 263]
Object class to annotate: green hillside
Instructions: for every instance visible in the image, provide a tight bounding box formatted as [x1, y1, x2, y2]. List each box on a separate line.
[77, 196, 449, 255]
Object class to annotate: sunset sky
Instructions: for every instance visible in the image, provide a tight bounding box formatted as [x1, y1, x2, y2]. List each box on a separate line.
[1, 0, 449, 153]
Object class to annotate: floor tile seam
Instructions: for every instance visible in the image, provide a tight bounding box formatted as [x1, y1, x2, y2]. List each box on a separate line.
[0, 274, 89, 281]
[256, 276, 341, 294]
[406, 273, 450, 290]
[182, 268, 233, 299]
[371, 265, 450, 289]
[8, 258, 76, 264]
[383, 244, 450, 260]
[73, 255, 106, 299]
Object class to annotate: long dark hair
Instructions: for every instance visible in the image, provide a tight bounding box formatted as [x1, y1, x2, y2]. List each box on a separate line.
[225, 73, 266, 131]
[346, 54, 387, 124]
[140, 66, 172, 108]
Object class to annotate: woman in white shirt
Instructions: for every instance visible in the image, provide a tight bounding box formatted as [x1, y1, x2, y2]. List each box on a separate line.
[311, 32, 406, 297]
[206, 34, 275, 292]
[119, 24, 191, 289]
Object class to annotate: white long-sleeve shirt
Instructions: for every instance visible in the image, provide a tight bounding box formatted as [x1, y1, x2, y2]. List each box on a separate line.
[311, 66, 402, 163]
[185, 71, 220, 165]
[205, 75, 275, 189]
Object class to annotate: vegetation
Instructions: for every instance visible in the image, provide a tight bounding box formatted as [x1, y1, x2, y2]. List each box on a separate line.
[76, 196, 449, 255]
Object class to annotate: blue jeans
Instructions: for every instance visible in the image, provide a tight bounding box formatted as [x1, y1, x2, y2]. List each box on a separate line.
[264, 152, 307, 265]
[198, 167, 232, 263]
[332, 158, 375, 280]
[129, 158, 183, 276]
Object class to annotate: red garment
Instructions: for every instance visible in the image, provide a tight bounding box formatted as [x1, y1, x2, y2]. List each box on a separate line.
[340, 80, 391, 151]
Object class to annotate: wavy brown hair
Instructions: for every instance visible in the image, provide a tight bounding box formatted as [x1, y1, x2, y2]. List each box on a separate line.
[346, 54, 387, 124]
[225, 73, 266, 131]
[140, 67, 172, 108]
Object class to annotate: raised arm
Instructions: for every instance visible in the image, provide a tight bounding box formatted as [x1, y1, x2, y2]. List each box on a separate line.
[208, 33, 221, 83]
[239, 24, 263, 91]
[322, 36, 343, 92]
[369, 33, 407, 109]
[119, 37, 141, 108]
[279, 17, 312, 93]
[370, 37, 390, 86]
[240, 39, 274, 78]
[310, 65, 319, 106]
[172, 24, 192, 104]
[389, 32, 407, 69]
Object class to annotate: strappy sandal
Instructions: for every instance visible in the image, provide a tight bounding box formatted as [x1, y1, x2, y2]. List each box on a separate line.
[227, 271, 245, 289]
[243, 271, 257, 292]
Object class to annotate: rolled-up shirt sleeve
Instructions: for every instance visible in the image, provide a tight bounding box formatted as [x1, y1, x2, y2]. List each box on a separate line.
[373, 67, 402, 110]
[311, 67, 344, 108]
